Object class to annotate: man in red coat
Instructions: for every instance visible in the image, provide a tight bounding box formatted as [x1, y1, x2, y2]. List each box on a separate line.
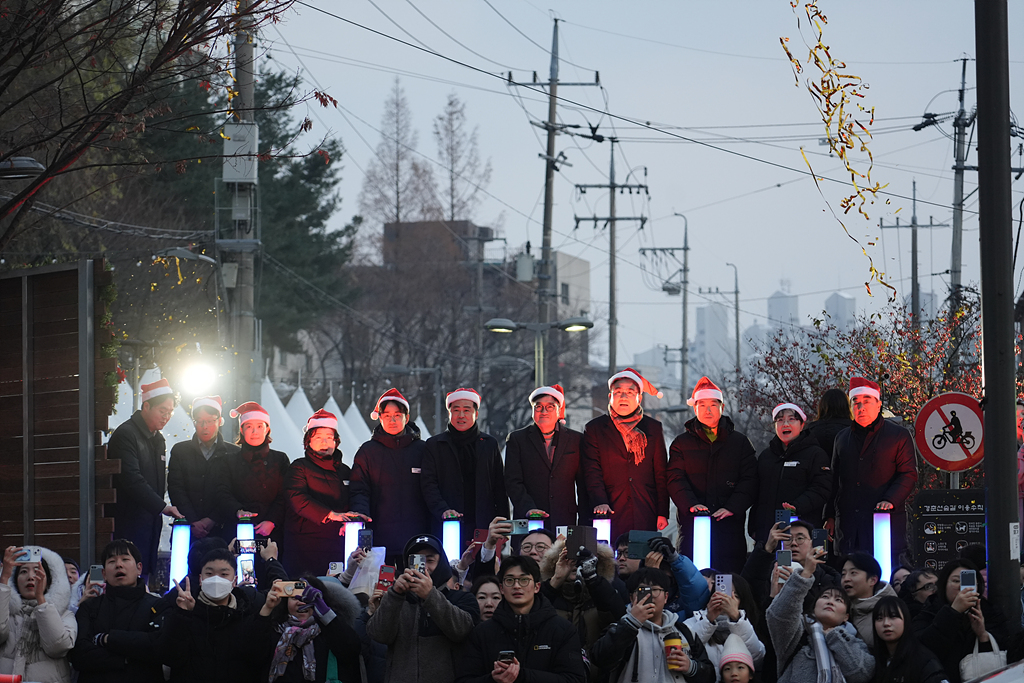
[581, 368, 669, 540]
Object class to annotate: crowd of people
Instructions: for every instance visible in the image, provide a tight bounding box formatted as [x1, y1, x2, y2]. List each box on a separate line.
[3, 371, 1019, 682]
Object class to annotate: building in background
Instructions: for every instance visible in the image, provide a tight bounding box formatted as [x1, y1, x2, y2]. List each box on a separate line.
[767, 290, 800, 329]
[692, 301, 733, 379]
[825, 292, 857, 330]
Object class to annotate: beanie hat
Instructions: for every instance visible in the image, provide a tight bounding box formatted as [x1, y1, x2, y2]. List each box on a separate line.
[191, 395, 223, 417]
[370, 388, 410, 420]
[140, 378, 173, 403]
[687, 376, 724, 407]
[849, 376, 881, 400]
[772, 402, 807, 422]
[529, 384, 566, 423]
[608, 368, 664, 398]
[445, 388, 481, 409]
[304, 408, 338, 433]
[229, 401, 270, 426]
[718, 633, 754, 672]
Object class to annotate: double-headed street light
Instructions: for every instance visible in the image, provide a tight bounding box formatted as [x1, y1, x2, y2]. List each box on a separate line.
[484, 316, 593, 386]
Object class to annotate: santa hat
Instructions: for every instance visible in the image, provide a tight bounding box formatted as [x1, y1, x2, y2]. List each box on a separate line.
[529, 384, 566, 423]
[445, 387, 481, 409]
[607, 368, 664, 399]
[140, 378, 173, 403]
[718, 633, 754, 673]
[229, 401, 270, 426]
[370, 388, 410, 421]
[304, 408, 338, 433]
[772, 402, 807, 422]
[686, 376, 724, 407]
[191, 395, 223, 417]
[848, 376, 881, 400]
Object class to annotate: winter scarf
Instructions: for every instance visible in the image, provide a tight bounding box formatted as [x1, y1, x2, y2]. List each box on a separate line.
[609, 406, 648, 466]
[240, 440, 280, 500]
[198, 591, 238, 611]
[448, 422, 479, 526]
[807, 617, 844, 683]
[12, 599, 42, 673]
[305, 444, 338, 472]
[269, 615, 321, 682]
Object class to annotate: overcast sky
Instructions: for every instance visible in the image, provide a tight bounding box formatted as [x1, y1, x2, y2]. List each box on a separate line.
[268, 1, 1022, 369]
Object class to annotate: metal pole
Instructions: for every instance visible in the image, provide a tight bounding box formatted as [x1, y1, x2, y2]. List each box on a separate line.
[434, 368, 443, 436]
[682, 221, 690, 399]
[975, 0, 1021, 633]
[608, 139, 617, 374]
[911, 180, 920, 332]
[534, 328, 545, 387]
[951, 57, 968, 312]
[539, 19, 559, 327]
[726, 263, 740, 375]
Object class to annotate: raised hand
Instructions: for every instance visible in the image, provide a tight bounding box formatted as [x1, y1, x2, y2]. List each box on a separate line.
[175, 578, 195, 611]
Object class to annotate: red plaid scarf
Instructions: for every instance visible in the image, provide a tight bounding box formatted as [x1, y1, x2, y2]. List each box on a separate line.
[609, 407, 647, 466]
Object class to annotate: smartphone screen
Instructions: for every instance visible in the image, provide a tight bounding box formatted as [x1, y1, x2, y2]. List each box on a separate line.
[960, 569, 977, 591]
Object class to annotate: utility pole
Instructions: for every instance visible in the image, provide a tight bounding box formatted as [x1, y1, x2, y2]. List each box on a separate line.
[640, 218, 690, 402]
[975, 0, 1020, 633]
[950, 58, 971, 315]
[726, 263, 740, 375]
[880, 182, 948, 330]
[507, 19, 598, 380]
[574, 138, 647, 374]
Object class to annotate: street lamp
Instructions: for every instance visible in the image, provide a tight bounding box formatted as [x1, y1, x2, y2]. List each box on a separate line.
[381, 364, 443, 435]
[0, 156, 45, 180]
[484, 316, 594, 386]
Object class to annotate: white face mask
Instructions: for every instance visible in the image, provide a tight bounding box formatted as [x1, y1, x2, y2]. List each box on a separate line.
[201, 575, 234, 600]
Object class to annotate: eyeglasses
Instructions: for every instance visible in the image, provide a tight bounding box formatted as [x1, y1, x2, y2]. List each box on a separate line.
[533, 404, 557, 414]
[913, 583, 937, 593]
[615, 549, 629, 558]
[195, 419, 219, 428]
[635, 587, 666, 597]
[502, 576, 535, 587]
[520, 543, 550, 553]
[790, 535, 811, 544]
[774, 417, 801, 425]
[611, 389, 638, 398]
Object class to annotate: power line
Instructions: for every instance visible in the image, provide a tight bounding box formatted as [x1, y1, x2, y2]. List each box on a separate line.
[480, 0, 593, 71]
[403, 0, 527, 71]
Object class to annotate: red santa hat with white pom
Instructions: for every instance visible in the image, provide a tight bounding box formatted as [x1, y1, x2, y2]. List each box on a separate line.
[304, 408, 338, 433]
[607, 368, 663, 399]
[190, 395, 224, 425]
[229, 401, 270, 426]
[445, 388, 481, 409]
[370, 388, 410, 420]
[848, 376, 881, 400]
[140, 378, 173, 403]
[686, 376, 724, 407]
[529, 384, 566, 423]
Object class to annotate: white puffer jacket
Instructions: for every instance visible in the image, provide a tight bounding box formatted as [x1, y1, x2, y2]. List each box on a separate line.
[0, 546, 77, 683]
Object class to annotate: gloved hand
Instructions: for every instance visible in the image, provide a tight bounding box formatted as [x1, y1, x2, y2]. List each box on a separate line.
[648, 537, 678, 563]
[300, 586, 330, 617]
[578, 554, 599, 584]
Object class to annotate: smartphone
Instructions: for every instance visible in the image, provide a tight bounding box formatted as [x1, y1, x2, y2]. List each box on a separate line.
[473, 528, 489, 544]
[277, 580, 308, 596]
[358, 529, 373, 550]
[636, 586, 654, 604]
[775, 510, 792, 528]
[776, 550, 793, 584]
[328, 562, 344, 576]
[555, 526, 568, 539]
[960, 569, 977, 592]
[497, 650, 516, 663]
[628, 530, 662, 560]
[410, 554, 427, 573]
[88, 565, 104, 583]
[16, 547, 41, 563]
[237, 540, 257, 554]
[239, 558, 255, 586]
[510, 519, 530, 535]
[812, 529, 828, 551]
[715, 573, 733, 596]
[565, 525, 598, 557]
[376, 565, 396, 591]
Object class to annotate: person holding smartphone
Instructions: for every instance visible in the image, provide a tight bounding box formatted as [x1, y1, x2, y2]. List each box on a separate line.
[682, 573, 765, 674]
[456, 556, 585, 683]
[591, 568, 715, 683]
[912, 559, 1007, 683]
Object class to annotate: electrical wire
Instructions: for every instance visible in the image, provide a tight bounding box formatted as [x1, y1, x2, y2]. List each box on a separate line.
[480, 0, 593, 71]
[403, 0, 528, 71]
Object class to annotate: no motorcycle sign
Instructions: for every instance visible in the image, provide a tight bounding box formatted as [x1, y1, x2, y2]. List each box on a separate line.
[913, 392, 984, 472]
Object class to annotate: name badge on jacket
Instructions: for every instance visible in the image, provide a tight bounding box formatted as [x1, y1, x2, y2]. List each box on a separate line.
[411, 467, 421, 474]
[784, 461, 799, 467]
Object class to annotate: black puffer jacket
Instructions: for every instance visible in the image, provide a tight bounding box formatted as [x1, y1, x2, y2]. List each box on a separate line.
[212, 441, 290, 539]
[505, 423, 588, 528]
[668, 416, 757, 572]
[748, 430, 832, 543]
[108, 411, 168, 568]
[804, 417, 852, 460]
[455, 596, 586, 683]
[349, 424, 430, 557]
[168, 434, 240, 526]
[69, 581, 166, 683]
[912, 596, 1007, 683]
[283, 449, 352, 576]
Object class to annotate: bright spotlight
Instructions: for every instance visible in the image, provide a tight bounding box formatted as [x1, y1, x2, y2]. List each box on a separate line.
[181, 364, 215, 396]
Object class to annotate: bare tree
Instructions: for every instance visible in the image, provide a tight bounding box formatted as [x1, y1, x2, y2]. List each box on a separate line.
[433, 92, 491, 222]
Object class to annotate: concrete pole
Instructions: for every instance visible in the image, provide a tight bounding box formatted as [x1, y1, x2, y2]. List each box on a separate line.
[608, 139, 617, 374]
[539, 19, 559, 326]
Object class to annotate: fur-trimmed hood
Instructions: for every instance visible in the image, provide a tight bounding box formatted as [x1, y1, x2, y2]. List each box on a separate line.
[6, 546, 72, 614]
[319, 577, 362, 625]
[539, 538, 616, 583]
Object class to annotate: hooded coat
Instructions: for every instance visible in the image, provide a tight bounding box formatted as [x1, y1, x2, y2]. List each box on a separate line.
[824, 415, 918, 559]
[590, 608, 716, 683]
[538, 539, 625, 651]
[848, 582, 897, 646]
[350, 423, 431, 559]
[748, 430, 832, 544]
[456, 595, 586, 683]
[581, 412, 670, 540]
[0, 546, 77, 683]
[283, 448, 353, 577]
[505, 423, 589, 528]
[69, 579, 166, 683]
[364, 549, 479, 683]
[682, 608, 765, 673]
[668, 416, 757, 573]
[108, 411, 168, 570]
[912, 595, 1007, 683]
[168, 433, 240, 536]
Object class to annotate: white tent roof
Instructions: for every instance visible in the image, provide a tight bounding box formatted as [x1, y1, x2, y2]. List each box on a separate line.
[343, 404, 372, 443]
[285, 385, 315, 433]
[324, 395, 361, 468]
[415, 416, 431, 439]
[260, 376, 305, 462]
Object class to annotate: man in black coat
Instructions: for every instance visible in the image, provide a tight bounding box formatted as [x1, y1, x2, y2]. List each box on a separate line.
[70, 539, 167, 683]
[421, 388, 508, 548]
[748, 402, 831, 545]
[167, 395, 240, 542]
[668, 376, 757, 573]
[107, 378, 182, 572]
[504, 384, 588, 529]
[824, 376, 918, 566]
[456, 555, 586, 683]
[581, 368, 670, 540]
